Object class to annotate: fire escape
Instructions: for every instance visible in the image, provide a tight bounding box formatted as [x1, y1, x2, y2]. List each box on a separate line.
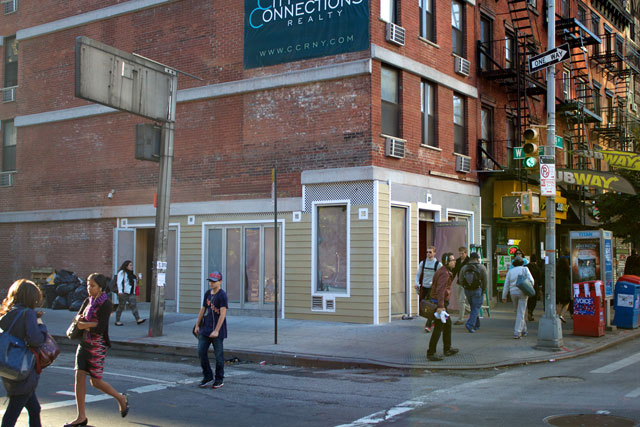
[556, 13, 601, 172]
[477, 0, 546, 175]
[591, 32, 640, 152]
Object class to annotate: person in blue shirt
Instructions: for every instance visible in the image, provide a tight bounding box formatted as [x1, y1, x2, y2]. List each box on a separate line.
[194, 271, 228, 389]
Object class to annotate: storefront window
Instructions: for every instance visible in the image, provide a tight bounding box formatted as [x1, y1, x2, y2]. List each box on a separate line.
[315, 204, 349, 294]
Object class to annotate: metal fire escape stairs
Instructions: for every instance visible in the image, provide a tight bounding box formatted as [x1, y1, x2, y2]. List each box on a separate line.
[556, 15, 601, 173]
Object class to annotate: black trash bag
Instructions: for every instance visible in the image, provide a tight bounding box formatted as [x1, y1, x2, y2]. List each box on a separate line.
[43, 285, 57, 308]
[55, 283, 75, 296]
[54, 269, 76, 285]
[52, 295, 68, 310]
[72, 286, 88, 302]
[68, 299, 83, 312]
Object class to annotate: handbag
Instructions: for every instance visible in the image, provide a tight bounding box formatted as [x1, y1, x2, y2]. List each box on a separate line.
[31, 333, 60, 373]
[0, 309, 36, 381]
[516, 271, 536, 297]
[66, 316, 83, 340]
[419, 298, 438, 320]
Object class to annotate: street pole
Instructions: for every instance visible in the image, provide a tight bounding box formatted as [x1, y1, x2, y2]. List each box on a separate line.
[149, 71, 177, 337]
[273, 167, 278, 345]
[537, 0, 563, 349]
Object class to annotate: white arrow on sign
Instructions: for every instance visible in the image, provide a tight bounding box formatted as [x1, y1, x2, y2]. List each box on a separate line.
[529, 43, 570, 73]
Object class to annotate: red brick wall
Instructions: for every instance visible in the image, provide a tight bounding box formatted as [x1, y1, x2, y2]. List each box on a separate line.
[0, 219, 114, 291]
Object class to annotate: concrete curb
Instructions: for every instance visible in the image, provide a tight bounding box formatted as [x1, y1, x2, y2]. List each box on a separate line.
[52, 327, 640, 371]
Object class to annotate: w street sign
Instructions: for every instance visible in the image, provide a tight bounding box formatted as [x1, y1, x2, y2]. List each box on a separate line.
[513, 147, 524, 160]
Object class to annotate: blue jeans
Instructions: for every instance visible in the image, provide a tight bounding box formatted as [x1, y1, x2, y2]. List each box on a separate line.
[1, 392, 41, 427]
[198, 334, 224, 382]
[464, 288, 483, 331]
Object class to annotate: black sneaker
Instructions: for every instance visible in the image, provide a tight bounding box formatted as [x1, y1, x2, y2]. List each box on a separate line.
[212, 380, 224, 389]
[427, 354, 443, 362]
[444, 348, 459, 357]
[199, 379, 214, 388]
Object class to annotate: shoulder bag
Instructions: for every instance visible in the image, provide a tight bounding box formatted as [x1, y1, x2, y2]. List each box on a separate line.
[516, 270, 536, 297]
[31, 332, 60, 374]
[0, 309, 36, 381]
[419, 299, 438, 320]
[66, 315, 84, 340]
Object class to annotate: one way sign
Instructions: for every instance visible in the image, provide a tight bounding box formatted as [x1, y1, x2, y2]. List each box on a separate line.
[529, 43, 570, 73]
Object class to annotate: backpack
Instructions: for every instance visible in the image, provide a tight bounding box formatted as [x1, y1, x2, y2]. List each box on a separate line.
[461, 265, 481, 290]
[108, 274, 118, 293]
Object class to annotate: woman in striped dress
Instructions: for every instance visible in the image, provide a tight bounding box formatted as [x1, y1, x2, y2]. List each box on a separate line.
[64, 273, 129, 427]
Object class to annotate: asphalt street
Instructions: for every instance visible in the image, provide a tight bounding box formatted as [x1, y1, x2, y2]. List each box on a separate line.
[0, 338, 638, 427]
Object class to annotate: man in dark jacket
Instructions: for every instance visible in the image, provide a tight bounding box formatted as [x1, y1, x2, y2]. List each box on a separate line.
[458, 252, 487, 333]
[427, 253, 459, 362]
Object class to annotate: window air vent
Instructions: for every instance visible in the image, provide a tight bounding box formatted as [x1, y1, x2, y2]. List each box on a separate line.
[385, 137, 406, 159]
[311, 296, 336, 312]
[385, 22, 405, 46]
[2, 0, 16, 14]
[2, 86, 16, 103]
[456, 155, 472, 173]
[0, 172, 13, 187]
[454, 57, 471, 77]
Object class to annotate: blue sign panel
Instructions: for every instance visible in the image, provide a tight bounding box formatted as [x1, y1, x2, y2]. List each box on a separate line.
[603, 236, 613, 297]
[574, 297, 595, 316]
[244, 0, 370, 69]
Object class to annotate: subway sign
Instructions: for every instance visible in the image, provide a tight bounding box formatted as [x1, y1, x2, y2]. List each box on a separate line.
[244, 0, 370, 69]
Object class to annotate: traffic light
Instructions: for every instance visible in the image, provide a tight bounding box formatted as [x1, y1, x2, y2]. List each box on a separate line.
[522, 128, 539, 169]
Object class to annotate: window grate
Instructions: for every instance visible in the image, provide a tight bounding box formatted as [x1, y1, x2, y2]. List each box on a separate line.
[2, 0, 16, 14]
[303, 182, 373, 212]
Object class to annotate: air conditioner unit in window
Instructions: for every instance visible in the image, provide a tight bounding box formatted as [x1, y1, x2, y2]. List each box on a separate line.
[0, 172, 13, 187]
[456, 155, 472, 173]
[631, 103, 638, 113]
[2, 0, 16, 14]
[385, 137, 406, 159]
[311, 295, 336, 312]
[2, 87, 15, 103]
[454, 56, 471, 77]
[385, 22, 405, 46]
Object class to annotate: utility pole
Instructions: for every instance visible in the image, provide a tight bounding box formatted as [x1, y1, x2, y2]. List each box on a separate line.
[537, 0, 564, 349]
[149, 72, 178, 337]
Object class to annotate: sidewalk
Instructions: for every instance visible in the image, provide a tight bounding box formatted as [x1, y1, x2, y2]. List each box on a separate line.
[43, 303, 640, 370]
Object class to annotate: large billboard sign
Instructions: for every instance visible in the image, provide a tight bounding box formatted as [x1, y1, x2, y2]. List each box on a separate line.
[244, 0, 370, 69]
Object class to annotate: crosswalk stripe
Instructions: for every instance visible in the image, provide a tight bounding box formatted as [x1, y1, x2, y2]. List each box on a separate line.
[590, 352, 640, 374]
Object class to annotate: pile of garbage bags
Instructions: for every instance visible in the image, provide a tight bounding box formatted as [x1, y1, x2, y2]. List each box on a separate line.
[42, 269, 91, 311]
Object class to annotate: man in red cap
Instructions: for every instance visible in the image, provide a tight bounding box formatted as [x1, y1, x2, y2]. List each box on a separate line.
[194, 271, 228, 389]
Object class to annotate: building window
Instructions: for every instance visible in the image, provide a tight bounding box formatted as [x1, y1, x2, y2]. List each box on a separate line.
[592, 82, 601, 115]
[480, 15, 493, 71]
[451, 0, 464, 57]
[591, 14, 600, 56]
[577, 4, 586, 24]
[421, 81, 436, 147]
[562, 71, 570, 99]
[605, 93, 613, 125]
[381, 0, 397, 24]
[4, 36, 17, 89]
[381, 66, 400, 137]
[505, 33, 514, 69]
[506, 116, 515, 168]
[604, 26, 613, 56]
[561, 0, 570, 18]
[480, 106, 493, 169]
[314, 203, 349, 295]
[2, 119, 16, 172]
[453, 93, 466, 154]
[419, 0, 435, 42]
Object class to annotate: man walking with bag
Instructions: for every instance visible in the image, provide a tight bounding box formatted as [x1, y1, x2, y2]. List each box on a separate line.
[427, 253, 459, 362]
[458, 252, 487, 333]
[414, 246, 440, 333]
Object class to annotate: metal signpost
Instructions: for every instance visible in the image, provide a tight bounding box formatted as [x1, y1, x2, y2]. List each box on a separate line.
[537, 4, 564, 349]
[75, 36, 177, 337]
[529, 43, 570, 74]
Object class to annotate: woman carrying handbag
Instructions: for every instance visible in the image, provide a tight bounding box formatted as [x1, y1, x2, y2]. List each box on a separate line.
[502, 256, 535, 339]
[64, 273, 129, 427]
[0, 279, 48, 427]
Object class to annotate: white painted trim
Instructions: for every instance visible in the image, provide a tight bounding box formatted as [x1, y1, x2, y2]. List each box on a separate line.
[390, 201, 412, 321]
[0, 197, 301, 223]
[200, 219, 286, 315]
[373, 181, 379, 325]
[119, 221, 181, 311]
[311, 200, 351, 299]
[17, 0, 173, 41]
[15, 60, 371, 128]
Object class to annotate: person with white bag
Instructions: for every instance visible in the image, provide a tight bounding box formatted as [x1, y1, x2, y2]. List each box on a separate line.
[502, 256, 534, 339]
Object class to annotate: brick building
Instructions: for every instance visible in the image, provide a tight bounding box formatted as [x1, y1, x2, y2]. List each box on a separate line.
[0, 1, 485, 323]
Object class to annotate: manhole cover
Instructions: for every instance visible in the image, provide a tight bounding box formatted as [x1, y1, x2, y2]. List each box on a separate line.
[544, 414, 637, 426]
[539, 376, 585, 383]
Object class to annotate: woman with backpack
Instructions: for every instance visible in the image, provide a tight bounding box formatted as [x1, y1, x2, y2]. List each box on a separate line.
[114, 260, 146, 326]
[502, 256, 535, 339]
[0, 279, 48, 427]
